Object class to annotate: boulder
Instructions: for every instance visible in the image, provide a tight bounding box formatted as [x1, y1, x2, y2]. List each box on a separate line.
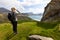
[28, 35, 53, 40]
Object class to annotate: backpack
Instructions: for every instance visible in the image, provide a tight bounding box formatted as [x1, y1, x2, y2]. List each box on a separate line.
[8, 13, 12, 21]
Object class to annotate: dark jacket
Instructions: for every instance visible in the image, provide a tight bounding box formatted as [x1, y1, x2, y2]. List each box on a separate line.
[8, 12, 17, 22]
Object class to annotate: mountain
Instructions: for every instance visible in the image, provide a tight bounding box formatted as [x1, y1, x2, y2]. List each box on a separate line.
[0, 8, 35, 23]
[0, 13, 35, 23]
[41, 0, 60, 22]
[0, 8, 30, 16]
[0, 8, 10, 14]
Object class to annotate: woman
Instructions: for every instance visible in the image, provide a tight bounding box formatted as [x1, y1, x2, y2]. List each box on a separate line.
[8, 7, 20, 34]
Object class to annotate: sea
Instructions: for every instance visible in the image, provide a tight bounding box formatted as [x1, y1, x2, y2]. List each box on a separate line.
[28, 15, 42, 21]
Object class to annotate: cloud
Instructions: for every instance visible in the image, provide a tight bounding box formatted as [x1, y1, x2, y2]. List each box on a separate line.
[0, 0, 25, 12]
[21, 0, 41, 6]
[24, 7, 45, 14]
[20, 0, 51, 13]
[0, 0, 51, 13]
[21, 0, 51, 6]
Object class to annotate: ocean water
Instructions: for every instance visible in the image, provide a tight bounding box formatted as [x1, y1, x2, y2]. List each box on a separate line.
[28, 15, 42, 21]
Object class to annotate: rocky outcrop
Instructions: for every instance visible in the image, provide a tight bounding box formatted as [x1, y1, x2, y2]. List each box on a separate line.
[41, 0, 60, 22]
[28, 35, 53, 40]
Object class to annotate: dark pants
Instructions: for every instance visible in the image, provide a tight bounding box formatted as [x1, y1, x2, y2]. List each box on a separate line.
[11, 21, 17, 33]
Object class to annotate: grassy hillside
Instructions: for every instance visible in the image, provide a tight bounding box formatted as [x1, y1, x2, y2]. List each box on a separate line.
[0, 21, 60, 40]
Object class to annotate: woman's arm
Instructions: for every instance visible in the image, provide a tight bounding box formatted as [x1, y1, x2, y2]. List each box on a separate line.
[16, 10, 21, 14]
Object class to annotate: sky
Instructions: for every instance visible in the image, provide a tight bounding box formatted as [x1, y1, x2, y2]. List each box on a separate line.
[0, 0, 51, 14]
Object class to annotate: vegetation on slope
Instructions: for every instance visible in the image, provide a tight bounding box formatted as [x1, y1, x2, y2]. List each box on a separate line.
[0, 21, 60, 40]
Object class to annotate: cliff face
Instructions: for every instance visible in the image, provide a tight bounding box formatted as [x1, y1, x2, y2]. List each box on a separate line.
[41, 0, 60, 22]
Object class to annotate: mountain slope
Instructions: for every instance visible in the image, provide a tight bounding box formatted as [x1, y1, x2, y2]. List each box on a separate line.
[0, 8, 10, 13]
[0, 13, 35, 23]
[0, 8, 35, 23]
[41, 0, 60, 22]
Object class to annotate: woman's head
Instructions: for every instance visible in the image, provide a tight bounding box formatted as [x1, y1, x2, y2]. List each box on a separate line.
[11, 7, 16, 12]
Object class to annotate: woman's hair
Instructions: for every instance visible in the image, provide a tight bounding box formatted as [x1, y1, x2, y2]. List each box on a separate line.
[11, 7, 16, 10]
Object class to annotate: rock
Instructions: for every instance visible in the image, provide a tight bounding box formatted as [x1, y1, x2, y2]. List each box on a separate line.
[28, 35, 53, 40]
[41, 0, 60, 22]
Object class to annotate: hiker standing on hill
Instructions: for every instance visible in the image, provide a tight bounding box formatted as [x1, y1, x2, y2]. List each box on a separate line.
[8, 7, 20, 34]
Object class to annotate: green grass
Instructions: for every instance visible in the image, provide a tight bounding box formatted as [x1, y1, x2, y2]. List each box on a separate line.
[0, 21, 60, 40]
